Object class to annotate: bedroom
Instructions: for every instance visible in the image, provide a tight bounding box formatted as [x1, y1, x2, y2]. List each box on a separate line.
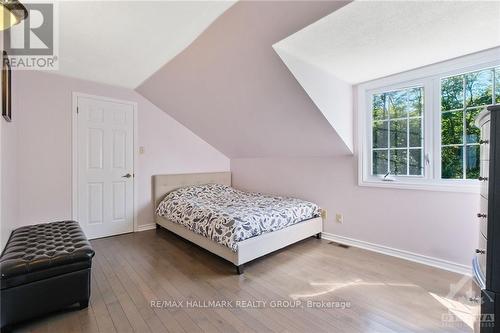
[0, 0, 499, 332]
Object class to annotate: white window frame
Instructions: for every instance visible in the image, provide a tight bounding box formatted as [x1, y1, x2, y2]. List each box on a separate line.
[357, 47, 500, 193]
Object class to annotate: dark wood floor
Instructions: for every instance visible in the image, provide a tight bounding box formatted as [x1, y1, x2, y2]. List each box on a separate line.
[13, 229, 473, 332]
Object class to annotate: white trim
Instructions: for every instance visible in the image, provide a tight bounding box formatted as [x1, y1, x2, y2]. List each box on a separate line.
[357, 47, 500, 90]
[71, 92, 140, 235]
[359, 178, 480, 193]
[136, 223, 157, 232]
[71, 94, 78, 222]
[357, 47, 500, 193]
[133, 99, 139, 233]
[322, 232, 471, 276]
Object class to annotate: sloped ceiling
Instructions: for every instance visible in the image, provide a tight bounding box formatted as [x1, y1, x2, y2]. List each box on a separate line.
[274, 1, 500, 84]
[57, 1, 234, 88]
[273, 48, 354, 153]
[137, 1, 351, 158]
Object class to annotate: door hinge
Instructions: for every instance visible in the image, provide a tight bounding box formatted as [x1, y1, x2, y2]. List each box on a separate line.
[76, 106, 79, 114]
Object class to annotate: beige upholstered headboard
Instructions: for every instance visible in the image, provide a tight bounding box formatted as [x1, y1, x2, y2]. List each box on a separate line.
[153, 172, 231, 209]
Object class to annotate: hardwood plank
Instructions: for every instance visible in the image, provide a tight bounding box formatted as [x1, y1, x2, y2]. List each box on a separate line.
[88, 272, 117, 333]
[13, 230, 472, 333]
[95, 252, 152, 332]
[96, 241, 169, 333]
[92, 258, 133, 332]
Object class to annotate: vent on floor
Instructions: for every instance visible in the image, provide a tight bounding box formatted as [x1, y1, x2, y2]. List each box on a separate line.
[328, 241, 350, 249]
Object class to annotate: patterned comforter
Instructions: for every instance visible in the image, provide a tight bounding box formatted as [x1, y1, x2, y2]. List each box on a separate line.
[156, 184, 320, 251]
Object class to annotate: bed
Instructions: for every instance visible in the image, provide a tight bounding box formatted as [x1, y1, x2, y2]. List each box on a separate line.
[153, 172, 323, 274]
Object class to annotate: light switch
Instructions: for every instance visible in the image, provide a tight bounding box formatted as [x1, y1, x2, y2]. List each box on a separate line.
[139, 146, 145, 154]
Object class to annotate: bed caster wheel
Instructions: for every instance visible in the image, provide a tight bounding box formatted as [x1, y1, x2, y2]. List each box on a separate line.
[236, 265, 244, 275]
[315, 233, 321, 239]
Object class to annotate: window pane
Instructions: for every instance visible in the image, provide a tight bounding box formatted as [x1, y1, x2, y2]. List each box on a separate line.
[371, 86, 424, 178]
[408, 87, 423, 117]
[373, 94, 387, 120]
[373, 150, 388, 175]
[390, 149, 407, 175]
[496, 67, 500, 104]
[441, 111, 463, 145]
[409, 118, 422, 147]
[465, 69, 493, 107]
[387, 90, 407, 118]
[442, 146, 463, 179]
[390, 119, 407, 148]
[466, 108, 481, 144]
[441, 75, 464, 111]
[409, 149, 422, 175]
[466, 145, 480, 179]
[373, 121, 388, 148]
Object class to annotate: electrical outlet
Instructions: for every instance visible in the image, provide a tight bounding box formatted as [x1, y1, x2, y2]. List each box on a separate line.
[335, 213, 343, 224]
[320, 209, 327, 220]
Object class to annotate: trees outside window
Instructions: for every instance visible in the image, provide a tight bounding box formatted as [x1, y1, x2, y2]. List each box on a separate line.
[368, 65, 500, 184]
[441, 68, 498, 179]
[372, 87, 424, 176]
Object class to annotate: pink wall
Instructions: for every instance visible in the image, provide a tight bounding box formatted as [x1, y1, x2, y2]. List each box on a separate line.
[0, 50, 20, 247]
[0, 33, 17, 249]
[1, 119, 17, 248]
[133, 0, 479, 268]
[137, 1, 351, 158]
[231, 157, 479, 266]
[1, 71, 228, 240]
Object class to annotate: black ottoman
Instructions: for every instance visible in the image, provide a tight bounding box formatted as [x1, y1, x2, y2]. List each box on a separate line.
[0, 221, 95, 329]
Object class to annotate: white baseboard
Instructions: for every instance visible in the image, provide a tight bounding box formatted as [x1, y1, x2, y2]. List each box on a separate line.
[135, 223, 156, 232]
[321, 232, 471, 276]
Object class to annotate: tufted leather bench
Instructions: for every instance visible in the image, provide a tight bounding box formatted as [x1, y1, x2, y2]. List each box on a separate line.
[0, 221, 95, 329]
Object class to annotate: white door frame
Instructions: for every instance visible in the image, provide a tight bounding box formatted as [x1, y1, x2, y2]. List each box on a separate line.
[71, 92, 139, 234]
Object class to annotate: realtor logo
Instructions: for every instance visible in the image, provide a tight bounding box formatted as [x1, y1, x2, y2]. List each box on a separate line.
[3, 2, 58, 70]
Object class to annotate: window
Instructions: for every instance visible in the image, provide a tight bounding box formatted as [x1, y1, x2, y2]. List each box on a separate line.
[372, 87, 424, 176]
[441, 68, 497, 179]
[360, 50, 500, 192]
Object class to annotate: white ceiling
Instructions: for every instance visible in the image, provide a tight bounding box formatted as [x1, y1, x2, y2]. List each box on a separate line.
[274, 1, 500, 84]
[58, 1, 234, 88]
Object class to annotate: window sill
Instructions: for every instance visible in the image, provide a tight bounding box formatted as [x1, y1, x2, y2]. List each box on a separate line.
[359, 177, 480, 194]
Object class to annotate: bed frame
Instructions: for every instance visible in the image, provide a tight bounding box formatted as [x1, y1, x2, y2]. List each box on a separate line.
[153, 172, 323, 274]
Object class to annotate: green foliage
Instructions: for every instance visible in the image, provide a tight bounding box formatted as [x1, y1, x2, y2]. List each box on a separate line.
[441, 146, 463, 179]
[371, 87, 424, 176]
[372, 66, 500, 179]
[390, 149, 407, 175]
[465, 70, 493, 107]
[496, 67, 500, 104]
[372, 94, 386, 120]
[373, 150, 388, 175]
[440, 68, 498, 179]
[466, 145, 480, 179]
[441, 75, 463, 111]
[409, 149, 422, 175]
[441, 111, 463, 145]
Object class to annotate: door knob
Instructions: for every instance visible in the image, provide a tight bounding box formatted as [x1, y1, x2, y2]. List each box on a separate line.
[122, 173, 132, 178]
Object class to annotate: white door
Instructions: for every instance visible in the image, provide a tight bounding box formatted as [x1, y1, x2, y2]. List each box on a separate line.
[76, 95, 135, 239]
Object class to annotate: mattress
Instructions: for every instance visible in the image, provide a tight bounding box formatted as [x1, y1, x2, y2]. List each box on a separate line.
[156, 184, 320, 251]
